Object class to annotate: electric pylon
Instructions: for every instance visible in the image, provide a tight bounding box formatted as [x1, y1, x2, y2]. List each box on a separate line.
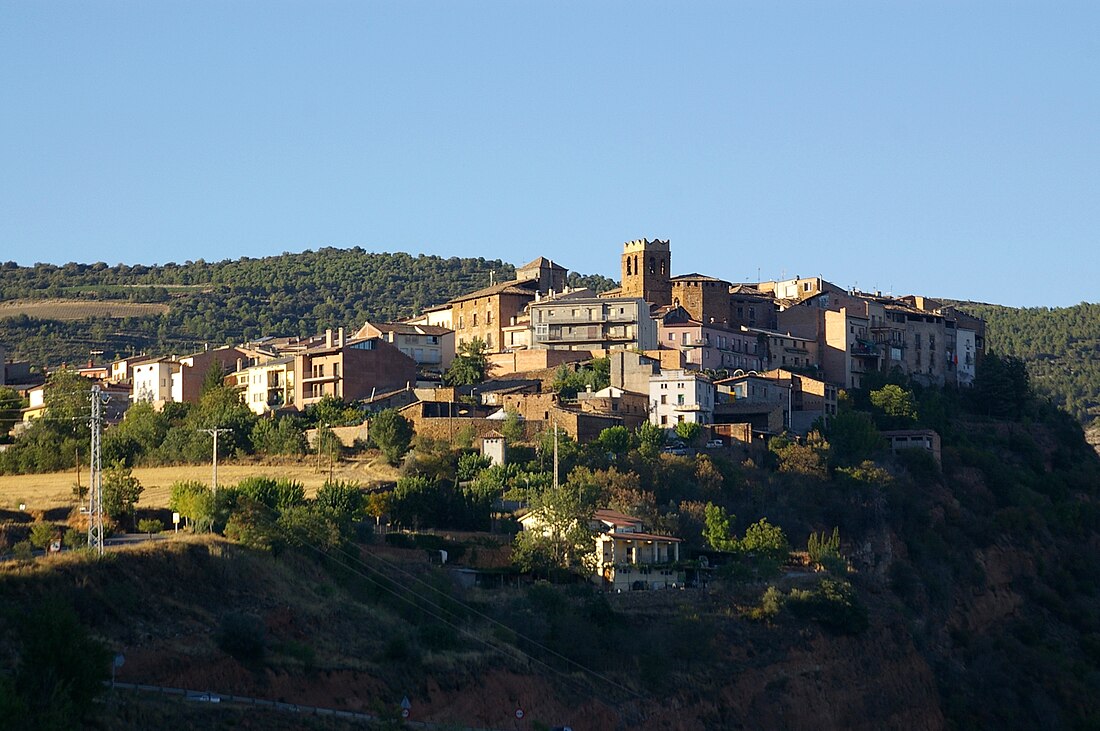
[88, 385, 109, 556]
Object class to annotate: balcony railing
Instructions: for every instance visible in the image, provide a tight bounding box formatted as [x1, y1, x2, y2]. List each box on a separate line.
[850, 343, 880, 357]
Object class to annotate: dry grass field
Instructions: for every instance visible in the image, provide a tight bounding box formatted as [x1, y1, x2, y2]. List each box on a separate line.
[0, 458, 400, 513]
[0, 298, 170, 321]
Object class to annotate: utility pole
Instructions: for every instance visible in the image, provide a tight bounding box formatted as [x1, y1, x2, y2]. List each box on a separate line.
[199, 428, 230, 495]
[88, 386, 109, 556]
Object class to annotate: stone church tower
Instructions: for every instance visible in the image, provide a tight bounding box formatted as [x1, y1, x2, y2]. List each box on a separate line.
[620, 238, 671, 307]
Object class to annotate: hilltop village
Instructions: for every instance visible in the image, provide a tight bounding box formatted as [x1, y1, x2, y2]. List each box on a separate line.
[0, 238, 988, 584]
[5, 237, 984, 446]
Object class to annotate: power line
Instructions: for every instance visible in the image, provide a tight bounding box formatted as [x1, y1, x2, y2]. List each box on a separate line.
[267, 505, 645, 705]
[226, 495, 645, 709]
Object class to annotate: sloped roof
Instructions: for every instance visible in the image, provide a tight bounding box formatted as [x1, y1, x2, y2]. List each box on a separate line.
[518, 256, 567, 271]
[671, 273, 727, 283]
[593, 508, 643, 527]
[448, 278, 540, 305]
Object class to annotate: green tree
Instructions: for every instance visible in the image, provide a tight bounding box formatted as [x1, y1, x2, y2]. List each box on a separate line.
[457, 451, 493, 481]
[636, 420, 665, 459]
[237, 476, 305, 513]
[825, 409, 885, 467]
[102, 460, 144, 527]
[251, 416, 307, 455]
[550, 357, 610, 399]
[740, 518, 790, 562]
[371, 409, 414, 464]
[702, 503, 738, 551]
[769, 432, 830, 478]
[972, 352, 1032, 418]
[43, 367, 93, 440]
[597, 425, 633, 456]
[443, 337, 489, 386]
[512, 480, 597, 576]
[870, 384, 918, 422]
[0, 386, 23, 442]
[500, 409, 525, 443]
[168, 480, 215, 531]
[314, 479, 363, 524]
[674, 421, 702, 445]
[29, 521, 58, 550]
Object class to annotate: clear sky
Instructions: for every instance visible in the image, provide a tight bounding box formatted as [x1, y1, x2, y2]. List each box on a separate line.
[2, 2, 1097, 307]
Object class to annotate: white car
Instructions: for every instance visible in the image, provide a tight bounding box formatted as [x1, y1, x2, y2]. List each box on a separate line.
[705, 439, 723, 449]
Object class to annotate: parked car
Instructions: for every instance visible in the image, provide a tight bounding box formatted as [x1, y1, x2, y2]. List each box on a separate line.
[662, 441, 691, 456]
[705, 439, 723, 449]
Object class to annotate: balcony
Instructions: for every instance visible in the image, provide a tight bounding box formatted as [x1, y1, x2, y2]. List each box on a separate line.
[301, 373, 339, 384]
[850, 341, 880, 357]
[536, 311, 637, 325]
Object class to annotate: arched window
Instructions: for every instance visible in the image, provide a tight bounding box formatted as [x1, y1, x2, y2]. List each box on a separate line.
[649, 257, 655, 274]
[660, 259, 666, 276]
[626, 257, 632, 276]
[634, 255, 639, 275]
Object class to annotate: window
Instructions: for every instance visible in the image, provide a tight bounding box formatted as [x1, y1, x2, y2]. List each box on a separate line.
[486, 310, 493, 324]
[459, 316, 464, 328]
[660, 415, 668, 425]
[660, 395, 667, 405]
[472, 313, 478, 326]
[677, 394, 685, 405]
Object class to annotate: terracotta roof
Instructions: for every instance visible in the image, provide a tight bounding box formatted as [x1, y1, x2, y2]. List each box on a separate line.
[593, 508, 643, 527]
[518, 256, 567, 271]
[448, 278, 539, 305]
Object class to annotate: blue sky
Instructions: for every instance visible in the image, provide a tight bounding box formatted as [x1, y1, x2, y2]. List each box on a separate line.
[2, 2, 1097, 307]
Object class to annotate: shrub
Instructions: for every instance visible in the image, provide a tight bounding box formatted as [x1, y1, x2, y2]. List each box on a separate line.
[137, 519, 163, 535]
[236, 476, 304, 512]
[747, 585, 785, 621]
[28, 522, 57, 550]
[63, 528, 87, 548]
[12, 541, 33, 560]
[787, 578, 868, 635]
[217, 611, 266, 662]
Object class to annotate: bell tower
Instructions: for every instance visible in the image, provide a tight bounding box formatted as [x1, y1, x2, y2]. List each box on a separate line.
[620, 238, 671, 307]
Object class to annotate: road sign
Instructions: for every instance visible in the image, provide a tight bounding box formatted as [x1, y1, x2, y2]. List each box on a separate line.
[515, 708, 525, 719]
[49, 539, 61, 554]
[400, 696, 411, 709]
[401, 709, 410, 718]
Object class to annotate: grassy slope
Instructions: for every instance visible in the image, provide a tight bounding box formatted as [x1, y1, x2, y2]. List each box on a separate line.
[0, 457, 401, 513]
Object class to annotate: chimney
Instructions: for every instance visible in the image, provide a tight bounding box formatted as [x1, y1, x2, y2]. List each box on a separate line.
[325, 329, 333, 348]
[338, 327, 345, 347]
